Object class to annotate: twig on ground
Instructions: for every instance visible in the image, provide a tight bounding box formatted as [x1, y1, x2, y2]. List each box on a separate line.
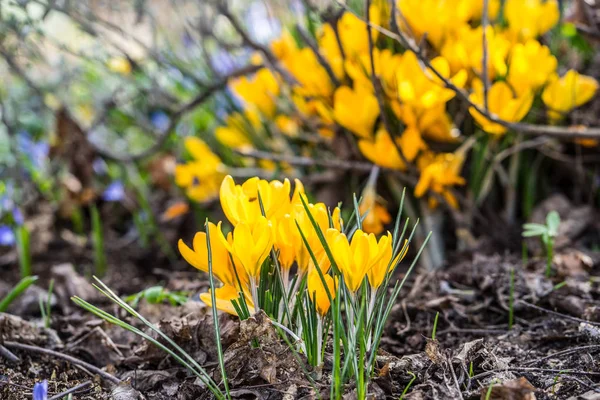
[518, 300, 600, 327]
[48, 380, 93, 400]
[524, 344, 600, 367]
[3, 341, 121, 385]
[0, 344, 20, 363]
[471, 367, 600, 381]
[448, 359, 465, 400]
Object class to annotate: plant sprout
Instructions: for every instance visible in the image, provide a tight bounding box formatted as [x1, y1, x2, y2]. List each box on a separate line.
[522, 210, 560, 277]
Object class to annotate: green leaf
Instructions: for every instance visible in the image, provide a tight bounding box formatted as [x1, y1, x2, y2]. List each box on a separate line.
[143, 286, 164, 304]
[546, 211, 560, 237]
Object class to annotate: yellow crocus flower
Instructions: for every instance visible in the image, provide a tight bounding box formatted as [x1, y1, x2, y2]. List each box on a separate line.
[226, 216, 274, 278]
[317, 25, 345, 81]
[441, 25, 510, 80]
[178, 221, 247, 287]
[366, 233, 408, 289]
[288, 202, 341, 274]
[220, 175, 262, 226]
[415, 152, 466, 209]
[200, 285, 254, 316]
[307, 270, 336, 316]
[327, 229, 384, 293]
[469, 81, 534, 135]
[345, 49, 403, 97]
[230, 68, 280, 117]
[333, 85, 380, 139]
[220, 175, 303, 226]
[359, 182, 392, 235]
[337, 5, 380, 58]
[542, 70, 599, 121]
[508, 40, 557, 95]
[174, 137, 224, 203]
[397, 51, 467, 112]
[505, 0, 559, 42]
[358, 127, 426, 170]
[398, 0, 498, 49]
[214, 110, 259, 149]
[275, 115, 299, 137]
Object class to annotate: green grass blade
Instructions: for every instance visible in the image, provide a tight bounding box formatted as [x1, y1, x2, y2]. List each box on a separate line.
[205, 220, 231, 400]
[0, 276, 38, 312]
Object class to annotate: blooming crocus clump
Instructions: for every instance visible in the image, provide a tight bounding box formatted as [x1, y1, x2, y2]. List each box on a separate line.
[179, 175, 413, 378]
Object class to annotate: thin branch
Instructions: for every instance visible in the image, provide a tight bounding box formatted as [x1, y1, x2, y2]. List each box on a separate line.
[218, 3, 298, 86]
[481, 0, 490, 111]
[295, 24, 341, 87]
[3, 341, 121, 385]
[518, 300, 600, 327]
[48, 381, 93, 400]
[92, 64, 261, 162]
[366, 0, 413, 172]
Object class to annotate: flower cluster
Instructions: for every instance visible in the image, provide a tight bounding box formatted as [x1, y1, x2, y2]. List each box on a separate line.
[179, 174, 411, 374]
[179, 175, 407, 318]
[175, 0, 598, 236]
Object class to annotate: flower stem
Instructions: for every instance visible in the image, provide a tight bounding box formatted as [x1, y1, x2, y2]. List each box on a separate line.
[250, 277, 260, 314]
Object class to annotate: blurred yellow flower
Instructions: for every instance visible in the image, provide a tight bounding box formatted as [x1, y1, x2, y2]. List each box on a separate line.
[505, 0, 559, 41]
[415, 152, 466, 209]
[333, 85, 380, 139]
[107, 57, 132, 75]
[359, 182, 392, 235]
[542, 70, 599, 121]
[307, 270, 336, 316]
[508, 40, 557, 95]
[358, 127, 426, 170]
[441, 25, 510, 80]
[397, 51, 467, 112]
[175, 137, 224, 203]
[345, 49, 402, 96]
[231, 68, 279, 117]
[469, 81, 534, 135]
[337, 5, 380, 58]
[275, 115, 300, 137]
[398, 0, 499, 49]
[214, 111, 259, 149]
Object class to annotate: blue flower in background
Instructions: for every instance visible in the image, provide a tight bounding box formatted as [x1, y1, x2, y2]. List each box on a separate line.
[0, 225, 15, 246]
[12, 208, 24, 225]
[16, 131, 49, 170]
[92, 158, 108, 175]
[33, 380, 48, 400]
[245, 2, 281, 43]
[210, 50, 238, 76]
[150, 111, 170, 132]
[102, 181, 125, 202]
[182, 30, 194, 48]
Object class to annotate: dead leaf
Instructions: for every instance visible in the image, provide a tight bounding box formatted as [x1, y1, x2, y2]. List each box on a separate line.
[481, 377, 536, 400]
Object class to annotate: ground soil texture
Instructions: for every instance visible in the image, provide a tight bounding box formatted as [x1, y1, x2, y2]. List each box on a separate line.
[1, 197, 600, 400]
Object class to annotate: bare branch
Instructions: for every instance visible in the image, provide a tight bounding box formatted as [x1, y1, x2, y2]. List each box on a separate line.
[481, 0, 490, 111]
[92, 64, 262, 162]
